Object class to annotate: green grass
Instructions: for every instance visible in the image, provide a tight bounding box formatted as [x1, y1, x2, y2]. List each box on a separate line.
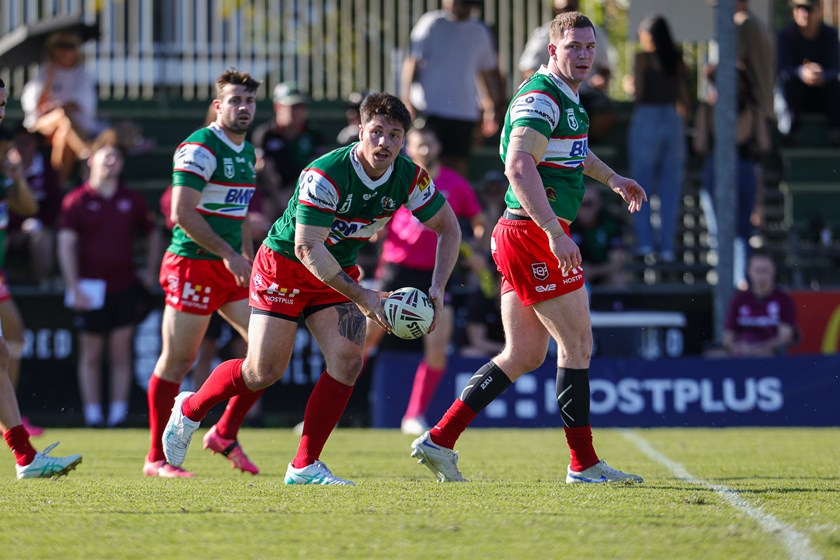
[1, 428, 838, 559]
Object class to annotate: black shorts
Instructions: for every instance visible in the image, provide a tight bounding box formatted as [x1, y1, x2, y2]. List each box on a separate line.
[73, 283, 153, 334]
[422, 115, 477, 159]
[376, 262, 453, 305]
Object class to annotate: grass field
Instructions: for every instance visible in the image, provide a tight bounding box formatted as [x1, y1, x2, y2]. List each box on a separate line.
[1, 427, 838, 559]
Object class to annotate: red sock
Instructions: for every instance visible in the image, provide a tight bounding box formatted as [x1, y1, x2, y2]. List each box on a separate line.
[214, 389, 266, 440]
[183, 359, 249, 421]
[146, 375, 181, 462]
[564, 425, 599, 472]
[404, 361, 446, 419]
[429, 399, 477, 450]
[4, 424, 37, 466]
[291, 371, 353, 469]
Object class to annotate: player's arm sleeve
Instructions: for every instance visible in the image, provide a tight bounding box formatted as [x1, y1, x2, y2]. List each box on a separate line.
[172, 142, 217, 190]
[294, 167, 341, 228]
[508, 91, 558, 142]
[405, 167, 446, 222]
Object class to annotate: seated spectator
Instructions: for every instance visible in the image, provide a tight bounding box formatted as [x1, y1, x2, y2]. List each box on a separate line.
[707, 250, 798, 357]
[335, 91, 367, 146]
[458, 267, 505, 358]
[569, 187, 627, 287]
[251, 82, 327, 220]
[473, 169, 507, 253]
[517, 0, 616, 141]
[57, 131, 163, 427]
[20, 31, 104, 183]
[776, 0, 840, 145]
[5, 124, 62, 287]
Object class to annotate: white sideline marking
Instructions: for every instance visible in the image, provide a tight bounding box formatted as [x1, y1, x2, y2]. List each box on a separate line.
[623, 430, 820, 560]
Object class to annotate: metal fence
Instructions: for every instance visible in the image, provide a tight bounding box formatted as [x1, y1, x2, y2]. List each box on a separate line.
[1, 0, 566, 101]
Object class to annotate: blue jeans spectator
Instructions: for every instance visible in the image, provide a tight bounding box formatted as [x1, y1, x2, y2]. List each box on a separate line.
[628, 104, 686, 261]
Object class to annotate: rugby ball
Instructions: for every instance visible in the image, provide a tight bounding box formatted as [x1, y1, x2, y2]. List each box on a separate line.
[383, 287, 435, 340]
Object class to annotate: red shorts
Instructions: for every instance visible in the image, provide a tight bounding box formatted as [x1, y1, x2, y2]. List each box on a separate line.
[159, 252, 248, 315]
[249, 244, 361, 320]
[0, 270, 10, 303]
[491, 216, 585, 306]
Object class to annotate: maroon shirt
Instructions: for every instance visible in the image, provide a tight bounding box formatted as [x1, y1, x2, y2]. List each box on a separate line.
[724, 288, 797, 344]
[59, 182, 155, 294]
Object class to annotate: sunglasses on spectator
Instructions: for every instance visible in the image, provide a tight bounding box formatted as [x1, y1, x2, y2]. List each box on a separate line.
[54, 42, 80, 50]
[793, 4, 814, 12]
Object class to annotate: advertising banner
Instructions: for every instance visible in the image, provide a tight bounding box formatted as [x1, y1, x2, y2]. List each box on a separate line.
[372, 352, 840, 428]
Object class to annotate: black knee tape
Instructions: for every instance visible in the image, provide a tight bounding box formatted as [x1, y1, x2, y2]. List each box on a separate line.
[556, 367, 590, 428]
[459, 361, 512, 413]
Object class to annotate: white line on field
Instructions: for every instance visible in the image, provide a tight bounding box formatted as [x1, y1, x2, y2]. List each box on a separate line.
[623, 430, 820, 560]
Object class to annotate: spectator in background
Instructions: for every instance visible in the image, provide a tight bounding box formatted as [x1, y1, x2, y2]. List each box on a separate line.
[364, 126, 485, 436]
[518, 0, 616, 142]
[5, 124, 62, 288]
[733, 0, 775, 127]
[401, 0, 504, 177]
[694, 64, 769, 289]
[458, 266, 505, 359]
[0, 107, 43, 437]
[251, 82, 327, 221]
[776, 0, 840, 146]
[20, 31, 103, 183]
[336, 91, 368, 146]
[569, 187, 627, 287]
[57, 132, 162, 428]
[625, 14, 691, 263]
[707, 250, 798, 357]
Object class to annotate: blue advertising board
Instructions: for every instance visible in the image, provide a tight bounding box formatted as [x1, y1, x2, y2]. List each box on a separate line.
[371, 352, 840, 428]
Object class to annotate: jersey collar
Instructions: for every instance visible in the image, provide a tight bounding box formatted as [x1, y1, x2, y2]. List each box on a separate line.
[537, 66, 580, 104]
[350, 143, 394, 189]
[208, 122, 246, 153]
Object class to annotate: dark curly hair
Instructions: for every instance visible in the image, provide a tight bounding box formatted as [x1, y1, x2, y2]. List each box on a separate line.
[359, 92, 412, 133]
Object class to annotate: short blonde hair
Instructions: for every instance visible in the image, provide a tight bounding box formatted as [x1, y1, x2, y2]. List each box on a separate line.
[549, 11, 595, 44]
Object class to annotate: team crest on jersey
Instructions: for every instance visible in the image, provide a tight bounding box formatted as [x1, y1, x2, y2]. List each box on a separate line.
[381, 196, 398, 213]
[532, 262, 549, 281]
[223, 158, 235, 179]
[545, 187, 557, 202]
[338, 194, 353, 214]
[566, 108, 579, 131]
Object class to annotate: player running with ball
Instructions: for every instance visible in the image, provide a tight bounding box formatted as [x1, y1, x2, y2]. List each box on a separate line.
[163, 93, 462, 485]
[411, 11, 647, 483]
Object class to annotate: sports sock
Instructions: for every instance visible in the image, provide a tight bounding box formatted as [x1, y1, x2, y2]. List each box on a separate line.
[4, 424, 37, 466]
[428, 400, 477, 450]
[147, 375, 181, 462]
[182, 359, 249, 421]
[565, 426, 599, 472]
[403, 360, 446, 419]
[214, 388, 266, 440]
[291, 371, 353, 469]
[428, 361, 512, 449]
[557, 367, 599, 471]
